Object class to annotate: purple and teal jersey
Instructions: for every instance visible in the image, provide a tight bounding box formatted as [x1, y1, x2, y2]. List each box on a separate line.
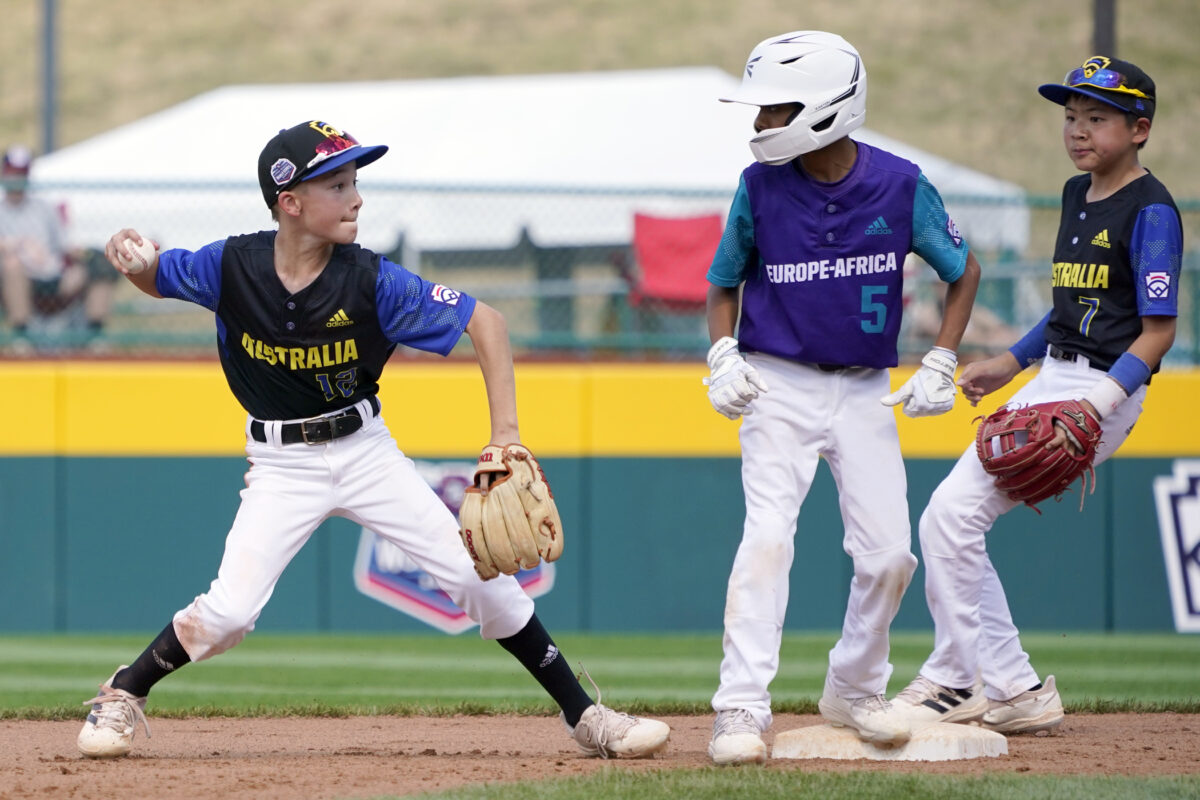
[153, 231, 476, 419]
[708, 141, 968, 368]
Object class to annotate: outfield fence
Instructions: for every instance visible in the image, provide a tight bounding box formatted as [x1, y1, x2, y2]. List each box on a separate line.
[4, 181, 1199, 362]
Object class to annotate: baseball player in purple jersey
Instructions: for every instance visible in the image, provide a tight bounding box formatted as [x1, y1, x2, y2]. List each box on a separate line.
[76, 120, 669, 760]
[892, 57, 1182, 734]
[702, 31, 981, 764]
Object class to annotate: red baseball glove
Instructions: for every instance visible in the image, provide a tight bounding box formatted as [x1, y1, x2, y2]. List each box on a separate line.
[975, 399, 1103, 511]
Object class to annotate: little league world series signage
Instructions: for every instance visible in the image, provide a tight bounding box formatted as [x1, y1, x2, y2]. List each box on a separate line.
[351, 458, 1197, 634]
[352, 459, 555, 634]
[1155, 460, 1200, 633]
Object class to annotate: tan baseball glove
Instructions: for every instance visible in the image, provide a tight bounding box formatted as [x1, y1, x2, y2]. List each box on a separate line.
[458, 444, 564, 580]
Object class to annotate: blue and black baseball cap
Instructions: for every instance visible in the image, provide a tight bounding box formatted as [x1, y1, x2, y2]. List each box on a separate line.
[257, 120, 388, 208]
[1038, 56, 1155, 121]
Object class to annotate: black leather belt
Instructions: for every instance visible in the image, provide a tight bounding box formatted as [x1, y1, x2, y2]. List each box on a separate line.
[1048, 345, 1111, 372]
[251, 396, 380, 445]
[816, 363, 846, 372]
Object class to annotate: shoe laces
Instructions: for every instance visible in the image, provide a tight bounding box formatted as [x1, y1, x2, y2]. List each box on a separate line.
[895, 676, 941, 706]
[571, 665, 637, 759]
[852, 694, 893, 714]
[713, 708, 759, 738]
[82, 686, 151, 739]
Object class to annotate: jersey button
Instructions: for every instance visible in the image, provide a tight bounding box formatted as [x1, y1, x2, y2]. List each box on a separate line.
[826, 204, 837, 213]
[286, 322, 296, 331]
[825, 231, 835, 242]
[1071, 236, 1079, 244]
[287, 301, 296, 310]
[1079, 212, 1086, 220]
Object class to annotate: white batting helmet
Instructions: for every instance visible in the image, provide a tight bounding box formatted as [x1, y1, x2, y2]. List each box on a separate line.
[721, 31, 867, 165]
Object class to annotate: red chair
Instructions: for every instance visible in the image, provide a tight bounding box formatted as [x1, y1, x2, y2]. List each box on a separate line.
[628, 212, 722, 311]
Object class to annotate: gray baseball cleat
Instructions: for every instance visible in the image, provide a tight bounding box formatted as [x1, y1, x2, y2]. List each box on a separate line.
[980, 674, 1064, 734]
[819, 676, 911, 745]
[563, 703, 671, 758]
[561, 667, 670, 758]
[708, 708, 767, 765]
[892, 675, 987, 726]
[77, 667, 151, 758]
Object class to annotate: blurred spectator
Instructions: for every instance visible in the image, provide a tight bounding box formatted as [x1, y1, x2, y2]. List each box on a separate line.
[902, 254, 1018, 359]
[0, 145, 116, 353]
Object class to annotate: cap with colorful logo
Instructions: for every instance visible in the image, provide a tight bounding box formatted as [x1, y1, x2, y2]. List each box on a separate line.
[257, 120, 388, 208]
[1038, 56, 1155, 120]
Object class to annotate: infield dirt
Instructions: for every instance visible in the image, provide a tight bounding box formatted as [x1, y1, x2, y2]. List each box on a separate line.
[2, 713, 1197, 799]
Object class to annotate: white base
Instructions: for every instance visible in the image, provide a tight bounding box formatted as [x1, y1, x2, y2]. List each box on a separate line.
[772, 722, 1007, 762]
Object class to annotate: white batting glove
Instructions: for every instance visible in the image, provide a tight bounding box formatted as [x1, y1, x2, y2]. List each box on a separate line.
[703, 336, 769, 419]
[881, 347, 958, 417]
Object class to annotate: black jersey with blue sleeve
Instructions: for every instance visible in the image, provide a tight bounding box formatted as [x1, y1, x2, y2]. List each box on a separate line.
[1046, 172, 1182, 369]
[154, 230, 476, 420]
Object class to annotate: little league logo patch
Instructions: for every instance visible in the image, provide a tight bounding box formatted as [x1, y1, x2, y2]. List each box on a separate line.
[352, 459, 554, 634]
[430, 284, 461, 306]
[270, 158, 297, 187]
[1146, 271, 1171, 299]
[946, 215, 963, 247]
[1153, 460, 1200, 633]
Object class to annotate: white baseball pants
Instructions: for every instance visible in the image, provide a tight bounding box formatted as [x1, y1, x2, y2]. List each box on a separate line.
[172, 400, 535, 661]
[712, 354, 917, 731]
[918, 351, 1145, 700]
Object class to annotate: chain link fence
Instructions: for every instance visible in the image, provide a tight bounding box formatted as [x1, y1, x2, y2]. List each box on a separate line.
[4, 181, 1199, 364]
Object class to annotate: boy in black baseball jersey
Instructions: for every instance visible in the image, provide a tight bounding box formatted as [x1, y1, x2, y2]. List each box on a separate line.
[77, 120, 669, 760]
[891, 57, 1182, 733]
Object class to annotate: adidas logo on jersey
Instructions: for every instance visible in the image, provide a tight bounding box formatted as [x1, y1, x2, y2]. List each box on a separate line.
[1091, 229, 1111, 248]
[326, 309, 354, 328]
[864, 216, 893, 235]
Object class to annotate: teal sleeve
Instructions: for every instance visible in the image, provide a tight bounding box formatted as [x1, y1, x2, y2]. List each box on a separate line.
[911, 172, 969, 283]
[706, 175, 756, 288]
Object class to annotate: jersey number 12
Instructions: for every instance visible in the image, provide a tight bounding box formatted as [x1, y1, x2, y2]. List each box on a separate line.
[315, 368, 359, 401]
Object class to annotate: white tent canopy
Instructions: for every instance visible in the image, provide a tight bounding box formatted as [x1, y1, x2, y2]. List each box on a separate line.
[32, 68, 1028, 254]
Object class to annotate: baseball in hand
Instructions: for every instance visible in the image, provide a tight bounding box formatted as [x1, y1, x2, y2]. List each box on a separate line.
[118, 238, 158, 274]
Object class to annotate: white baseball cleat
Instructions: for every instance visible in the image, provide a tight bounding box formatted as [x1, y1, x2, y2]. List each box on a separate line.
[819, 681, 911, 745]
[77, 667, 151, 758]
[980, 674, 1064, 734]
[563, 703, 670, 758]
[708, 708, 767, 765]
[892, 675, 987, 726]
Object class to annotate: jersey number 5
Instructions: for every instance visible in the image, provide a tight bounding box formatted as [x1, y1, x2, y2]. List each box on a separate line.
[861, 285, 888, 333]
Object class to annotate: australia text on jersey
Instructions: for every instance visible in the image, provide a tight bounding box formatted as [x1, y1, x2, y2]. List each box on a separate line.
[241, 332, 359, 369]
[1052, 262, 1110, 289]
[765, 252, 899, 284]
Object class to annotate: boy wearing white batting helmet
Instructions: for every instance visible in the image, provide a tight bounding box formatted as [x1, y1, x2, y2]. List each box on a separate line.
[76, 120, 669, 761]
[892, 55, 1180, 735]
[704, 31, 982, 764]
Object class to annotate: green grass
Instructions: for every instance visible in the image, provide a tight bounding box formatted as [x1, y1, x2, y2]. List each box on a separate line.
[10, 632, 1198, 800]
[3, 631, 1198, 720]
[402, 771, 1200, 800]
